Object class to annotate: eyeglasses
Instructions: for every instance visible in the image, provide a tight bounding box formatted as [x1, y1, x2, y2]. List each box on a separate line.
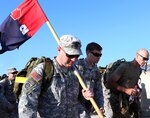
[65, 53, 80, 59]
[91, 52, 102, 57]
[138, 53, 149, 61]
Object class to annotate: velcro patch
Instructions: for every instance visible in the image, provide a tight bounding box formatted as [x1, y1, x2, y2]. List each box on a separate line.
[24, 81, 32, 90]
[23, 77, 37, 94]
[30, 71, 42, 82]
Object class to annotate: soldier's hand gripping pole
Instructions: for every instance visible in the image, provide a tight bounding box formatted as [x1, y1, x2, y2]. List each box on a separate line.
[73, 66, 103, 118]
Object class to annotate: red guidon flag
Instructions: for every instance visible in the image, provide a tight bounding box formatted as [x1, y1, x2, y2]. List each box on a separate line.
[0, 0, 48, 54]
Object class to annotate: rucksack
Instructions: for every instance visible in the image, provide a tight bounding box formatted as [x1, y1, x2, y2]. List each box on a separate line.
[14, 56, 54, 100]
[102, 58, 126, 88]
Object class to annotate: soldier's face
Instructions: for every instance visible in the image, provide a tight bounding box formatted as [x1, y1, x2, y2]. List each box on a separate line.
[137, 52, 149, 67]
[8, 72, 17, 80]
[58, 47, 79, 67]
[89, 50, 102, 64]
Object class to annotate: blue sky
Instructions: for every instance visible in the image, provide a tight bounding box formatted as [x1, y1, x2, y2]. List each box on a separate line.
[0, 0, 150, 75]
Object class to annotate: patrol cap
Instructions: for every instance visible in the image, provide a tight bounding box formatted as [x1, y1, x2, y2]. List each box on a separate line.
[59, 34, 82, 55]
[8, 68, 18, 74]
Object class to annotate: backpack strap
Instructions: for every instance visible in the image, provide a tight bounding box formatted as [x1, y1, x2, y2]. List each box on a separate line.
[44, 58, 54, 79]
[41, 58, 54, 91]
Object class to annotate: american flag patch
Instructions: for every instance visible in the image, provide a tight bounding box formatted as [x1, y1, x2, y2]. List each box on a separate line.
[30, 71, 42, 82]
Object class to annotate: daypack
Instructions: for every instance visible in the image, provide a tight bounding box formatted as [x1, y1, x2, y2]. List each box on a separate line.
[102, 58, 126, 88]
[14, 56, 54, 100]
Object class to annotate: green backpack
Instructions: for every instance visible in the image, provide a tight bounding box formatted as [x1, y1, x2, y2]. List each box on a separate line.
[14, 56, 54, 100]
[102, 58, 126, 88]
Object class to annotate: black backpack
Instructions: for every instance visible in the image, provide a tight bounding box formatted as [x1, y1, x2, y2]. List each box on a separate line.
[102, 58, 126, 88]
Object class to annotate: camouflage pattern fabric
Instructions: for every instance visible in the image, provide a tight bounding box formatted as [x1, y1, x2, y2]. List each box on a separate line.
[76, 58, 104, 118]
[0, 78, 18, 118]
[102, 82, 113, 118]
[19, 59, 81, 118]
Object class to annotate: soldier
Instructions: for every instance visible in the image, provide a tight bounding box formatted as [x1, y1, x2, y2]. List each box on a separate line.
[76, 42, 104, 118]
[18, 34, 94, 118]
[107, 48, 149, 118]
[0, 68, 18, 118]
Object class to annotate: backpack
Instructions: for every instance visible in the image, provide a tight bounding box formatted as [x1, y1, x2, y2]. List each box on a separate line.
[14, 56, 54, 100]
[102, 58, 126, 88]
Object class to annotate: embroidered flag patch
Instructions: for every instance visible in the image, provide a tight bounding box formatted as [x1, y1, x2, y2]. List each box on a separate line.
[30, 71, 42, 82]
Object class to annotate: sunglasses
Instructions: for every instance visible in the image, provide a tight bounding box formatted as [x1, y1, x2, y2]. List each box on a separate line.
[138, 53, 149, 61]
[11, 72, 17, 74]
[91, 52, 102, 57]
[61, 47, 80, 59]
[66, 53, 80, 59]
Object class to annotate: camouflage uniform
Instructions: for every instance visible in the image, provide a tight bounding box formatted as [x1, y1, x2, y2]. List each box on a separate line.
[19, 58, 81, 118]
[110, 62, 142, 118]
[76, 58, 104, 118]
[102, 82, 113, 118]
[0, 78, 18, 118]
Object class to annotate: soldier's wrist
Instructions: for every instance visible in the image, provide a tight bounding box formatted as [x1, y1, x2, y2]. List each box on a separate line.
[117, 85, 126, 93]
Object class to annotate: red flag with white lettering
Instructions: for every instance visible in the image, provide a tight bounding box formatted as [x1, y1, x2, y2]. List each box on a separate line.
[0, 0, 48, 54]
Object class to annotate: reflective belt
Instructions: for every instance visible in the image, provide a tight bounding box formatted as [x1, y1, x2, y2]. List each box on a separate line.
[15, 77, 28, 83]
